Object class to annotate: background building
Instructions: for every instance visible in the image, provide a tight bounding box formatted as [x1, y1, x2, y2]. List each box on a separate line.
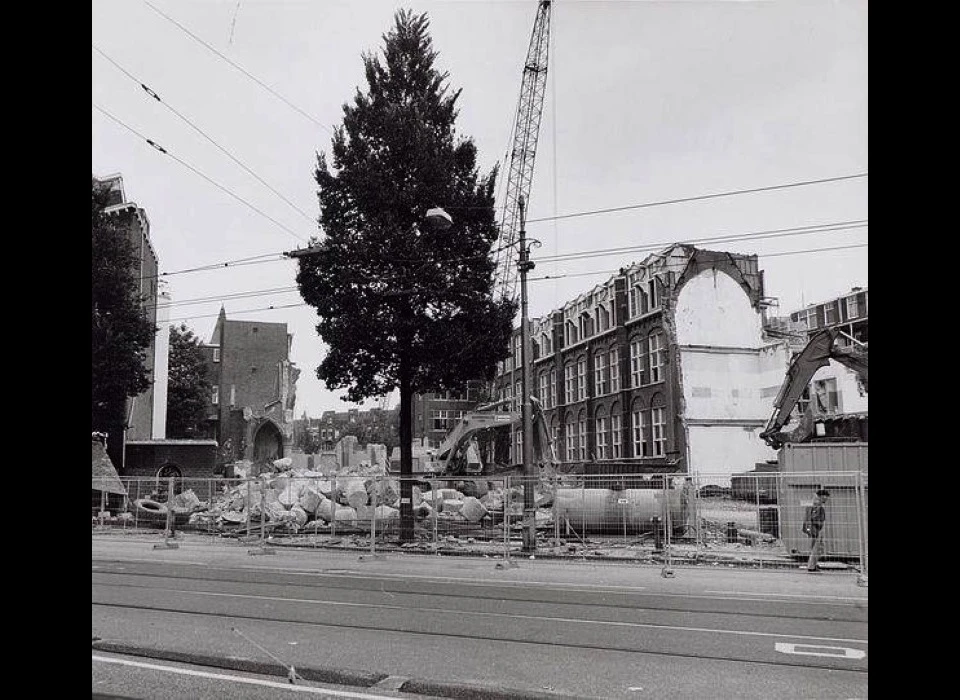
[201, 308, 300, 466]
[767, 287, 869, 440]
[494, 244, 791, 483]
[94, 174, 170, 467]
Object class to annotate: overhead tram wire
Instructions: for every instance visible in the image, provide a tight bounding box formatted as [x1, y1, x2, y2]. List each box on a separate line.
[534, 220, 868, 264]
[165, 243, 867, 324]
[93, 103, 309, 244]
[153, 238, 867, 312]
[523, 172, 868, 225]
[93, 44, 317, 226]
[527, 242, 869, 283]
[141, 0, 332, 134]
[137, 216, 867, 287]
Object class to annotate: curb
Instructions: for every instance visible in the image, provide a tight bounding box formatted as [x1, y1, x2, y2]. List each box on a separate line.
[92, 640, 577, 699]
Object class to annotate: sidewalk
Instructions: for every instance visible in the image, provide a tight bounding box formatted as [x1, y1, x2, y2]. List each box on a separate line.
[92, 532, 867, 601]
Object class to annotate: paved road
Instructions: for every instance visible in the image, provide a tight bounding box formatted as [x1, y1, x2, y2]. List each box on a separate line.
[92, 536, 867, 699]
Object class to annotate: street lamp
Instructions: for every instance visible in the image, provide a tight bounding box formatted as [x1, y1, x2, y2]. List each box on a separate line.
[517, 197, 541, 553]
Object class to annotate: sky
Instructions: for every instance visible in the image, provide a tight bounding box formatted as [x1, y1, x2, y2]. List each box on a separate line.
[92, 0, 868, 418]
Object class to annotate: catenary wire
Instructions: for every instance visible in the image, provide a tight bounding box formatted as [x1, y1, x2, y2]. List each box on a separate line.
[93, 44, 318, 226]
[93, 102, 309, 243]
[156, 242, 866, 315]
[141, 0, 332, 134]
[142, 216, 865, 286]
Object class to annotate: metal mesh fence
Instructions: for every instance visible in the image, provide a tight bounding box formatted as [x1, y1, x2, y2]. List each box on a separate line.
[92, 469, 867, 575]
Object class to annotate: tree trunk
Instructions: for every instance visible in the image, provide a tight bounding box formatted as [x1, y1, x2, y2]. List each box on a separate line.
[398, 362, 414, 542]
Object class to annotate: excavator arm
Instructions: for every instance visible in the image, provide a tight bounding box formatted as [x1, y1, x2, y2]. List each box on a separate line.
[434, 397, 558, 475]
[760, 328, 868, 450]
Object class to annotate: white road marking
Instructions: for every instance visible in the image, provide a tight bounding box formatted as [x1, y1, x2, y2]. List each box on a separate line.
[774, 642, 866, 660]
[98, 585, 867, 645]
[92, 654, 404, 698]
[704, 591, 867, 603]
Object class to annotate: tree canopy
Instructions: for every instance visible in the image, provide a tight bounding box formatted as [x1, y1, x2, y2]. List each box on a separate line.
[166, 323, 213, 438]
[296, 9, 516, 404]
[91, 178, 156, 433]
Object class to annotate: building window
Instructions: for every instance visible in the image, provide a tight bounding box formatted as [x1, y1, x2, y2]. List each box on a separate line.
[211, 385, 219, 405]
[648, 278, 659, 310]
[564, 364, 575, 404]
[648, 332, 664, 384]
[595, 303, 610, 333]
[594, 352, 608, 396]
[565, 416, 577, 462]
[824, 302, 838, 326]
[845, 296, 859, 319]
[431, 410, 448, 431]
[651, 407, 665, 456]
[551, 423, 560, 451]
[566, 320, 578, 346]
[541, 332, 552, 356]
[609, 347, 621, 393]
[812, 378, 841, 414]
[632, 408, 648, 457]
[514, 380, 522, 412]
[596, 415, 608, 459]
[630, 283, 649, 318]
[577, 358, 587, 401]
[611, 413, 622, 458]
[213, 348, 221, 363]
[539, 372, 548, 404]
[515, 429, 523, 463]
[549, 369, 557, 409]
[630, 339, 646, 388]
[578, 414, 587, 460]
[578, 312, 591, 340]
[230, 385, 236, 407]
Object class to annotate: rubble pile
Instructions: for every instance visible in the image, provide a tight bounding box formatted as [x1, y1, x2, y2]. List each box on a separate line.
[170, 459, 560, 536]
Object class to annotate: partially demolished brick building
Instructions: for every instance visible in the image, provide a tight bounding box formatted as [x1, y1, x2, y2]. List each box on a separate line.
[493, 244, 791, 484]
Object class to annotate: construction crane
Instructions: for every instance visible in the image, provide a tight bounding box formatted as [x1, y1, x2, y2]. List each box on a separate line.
[492, 0, 552, 304]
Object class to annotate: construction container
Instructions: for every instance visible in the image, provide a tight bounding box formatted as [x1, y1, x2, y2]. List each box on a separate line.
[778, 442, 868, 559]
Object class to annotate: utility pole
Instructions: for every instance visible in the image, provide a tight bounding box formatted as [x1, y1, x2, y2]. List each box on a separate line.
[518, 197, 537, 552]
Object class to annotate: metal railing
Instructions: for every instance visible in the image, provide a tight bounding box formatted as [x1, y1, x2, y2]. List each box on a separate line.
[92, 469, 867, 579]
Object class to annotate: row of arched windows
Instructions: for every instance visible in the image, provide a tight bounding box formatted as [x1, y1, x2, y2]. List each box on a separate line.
[547, 394, 667, 462]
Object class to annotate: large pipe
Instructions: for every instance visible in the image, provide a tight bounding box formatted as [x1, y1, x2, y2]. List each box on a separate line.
[554, 488, 687, 534]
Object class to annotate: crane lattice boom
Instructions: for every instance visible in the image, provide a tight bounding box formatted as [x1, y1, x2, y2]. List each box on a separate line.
[493, 0, 552, 305]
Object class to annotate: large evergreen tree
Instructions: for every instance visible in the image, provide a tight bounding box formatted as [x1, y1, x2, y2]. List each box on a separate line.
[166, 323, 213, 438]
[296, 10, 516, 540]
[91, 178, 156, 438]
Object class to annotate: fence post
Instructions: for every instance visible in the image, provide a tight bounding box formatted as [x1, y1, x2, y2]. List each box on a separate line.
[498, 476, 518, 568]
[153, 476, 179, 549]
[98, 489, 107, 528]
[249, 476, 275, 556]
[661, 474, 675, 578]
[431, 479, 439, 552]
[855, 470, 868, 587]
[755, 474, 763, 571]
[361, 475, 385, 561]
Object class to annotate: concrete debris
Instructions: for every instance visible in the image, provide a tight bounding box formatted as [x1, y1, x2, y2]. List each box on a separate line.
[460, 497, 488, 523]
[298, 487, 323, 514]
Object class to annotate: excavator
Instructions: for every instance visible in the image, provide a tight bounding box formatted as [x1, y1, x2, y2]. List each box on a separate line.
[427, 397, 559, 477]
[759, 327, 868, 450]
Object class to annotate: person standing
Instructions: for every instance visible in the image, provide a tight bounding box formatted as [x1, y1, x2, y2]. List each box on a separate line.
[803, 489, 830, 572]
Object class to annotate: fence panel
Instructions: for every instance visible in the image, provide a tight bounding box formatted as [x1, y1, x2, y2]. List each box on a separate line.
[92, 470, 867, 576]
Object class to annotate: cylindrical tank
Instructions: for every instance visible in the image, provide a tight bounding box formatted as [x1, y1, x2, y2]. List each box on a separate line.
[553, 488, 686, 534]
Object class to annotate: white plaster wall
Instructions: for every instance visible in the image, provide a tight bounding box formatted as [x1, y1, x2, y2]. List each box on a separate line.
[687, 425, 777, 485]
[674, 269, 762, 348]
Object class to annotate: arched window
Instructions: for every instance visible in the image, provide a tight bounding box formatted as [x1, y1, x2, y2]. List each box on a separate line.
[610, 402, 622, 458]
[648, 330, 665, 384]
[595, 406, 608, 460]
[577, 409, 588, 460]
[564, 362, 576, 404]
[651, 392, 667, 456]
[609, 345, 621, 393]
[629, 335, 647, 387]
[594, 350, 608, 396]
[631, 398, 649, 457]
[564, 411, 577, 462]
